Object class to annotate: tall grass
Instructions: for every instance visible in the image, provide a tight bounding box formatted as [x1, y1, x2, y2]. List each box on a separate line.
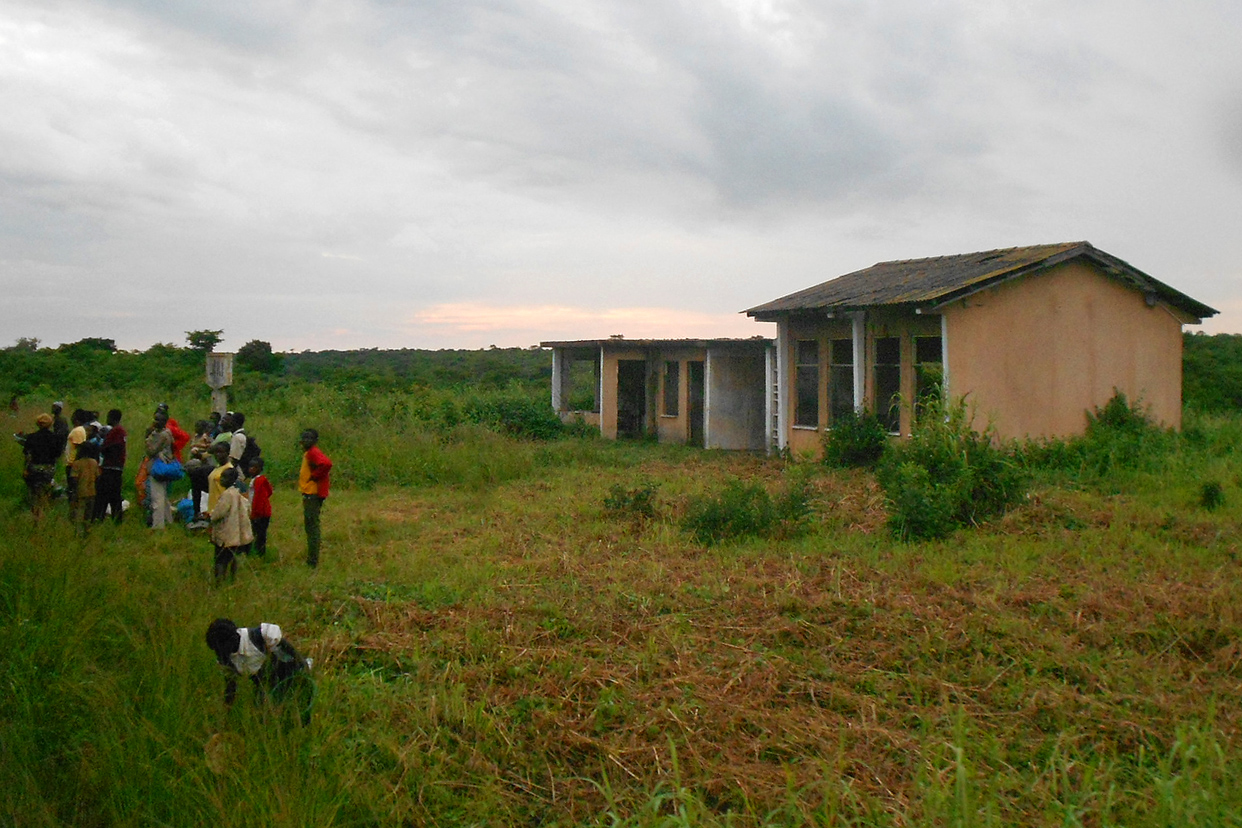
[6, 385, 1242, 825]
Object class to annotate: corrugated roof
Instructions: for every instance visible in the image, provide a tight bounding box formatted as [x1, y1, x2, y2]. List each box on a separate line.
[745, 242, 1217, 321]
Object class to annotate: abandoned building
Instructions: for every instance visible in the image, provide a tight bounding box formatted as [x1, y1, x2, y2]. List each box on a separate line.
[545, 242, 1217, 453]
[540, 337, 772, 451]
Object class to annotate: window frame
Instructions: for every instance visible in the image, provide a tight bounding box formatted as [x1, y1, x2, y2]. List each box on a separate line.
[662, 360, 680, 417]
[873, 336, 902, 434]
[828, 337, 854, 426]
[794, 339, 820, 429]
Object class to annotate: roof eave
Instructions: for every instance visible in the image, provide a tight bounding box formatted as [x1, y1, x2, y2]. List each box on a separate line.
[917, 246, 1218, 320]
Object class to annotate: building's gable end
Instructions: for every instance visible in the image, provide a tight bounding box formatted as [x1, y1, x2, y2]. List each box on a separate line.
[744, 242, 1217, 323]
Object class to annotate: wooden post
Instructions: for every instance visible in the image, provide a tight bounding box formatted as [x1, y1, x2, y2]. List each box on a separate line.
[206, 352, 234, 415]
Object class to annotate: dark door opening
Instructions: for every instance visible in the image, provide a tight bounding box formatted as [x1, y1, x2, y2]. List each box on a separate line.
[616, 360, 647, 439]
[688, 360, 705, 448]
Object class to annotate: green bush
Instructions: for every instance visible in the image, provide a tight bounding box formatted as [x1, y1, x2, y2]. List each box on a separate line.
[1018, 390, 1179, 481]
[682, 474, 812, 546]
[822, 409, 889, 468]
[1199, 481, 1225, 511]
[462, 391, 564, 440]
[877, 400, 1025, 541]
[603, 481, 660, 521]
[1087, 389, 1153, 433]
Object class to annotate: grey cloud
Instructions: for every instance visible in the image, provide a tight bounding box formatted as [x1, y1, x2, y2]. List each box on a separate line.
[1221, 92, 1242, 180]
[2, 0, 1242, 349]
[98, 0, 296, 51]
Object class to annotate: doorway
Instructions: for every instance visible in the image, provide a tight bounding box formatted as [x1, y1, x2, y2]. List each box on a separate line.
[616, 360, 647, 439]
[688, 360, 705, 448]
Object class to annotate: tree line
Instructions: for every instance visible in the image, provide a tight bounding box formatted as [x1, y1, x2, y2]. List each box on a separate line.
[0, 331, 552, 398]
[4, 331, 1241, 413]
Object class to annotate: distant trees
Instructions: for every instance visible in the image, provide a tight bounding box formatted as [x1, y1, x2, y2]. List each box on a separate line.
[0, 337, 199, 395]
[281, 348, 551, 390]
[59, 338, 117, 354]
[1183, 332, 1242, 412]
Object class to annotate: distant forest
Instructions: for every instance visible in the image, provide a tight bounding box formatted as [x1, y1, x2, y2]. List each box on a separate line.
[282, 347, 551, 389]
[3, 331, 1242, 414]
[0, 333, 552, 398]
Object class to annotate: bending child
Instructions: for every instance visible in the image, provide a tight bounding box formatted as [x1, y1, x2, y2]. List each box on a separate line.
[204, 618, 314, 726]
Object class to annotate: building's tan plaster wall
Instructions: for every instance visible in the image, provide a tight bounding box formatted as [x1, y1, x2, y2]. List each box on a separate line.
[944, 261, 1184, 440]
[654, 346, 705, 445]
[599, 347, 650, 440]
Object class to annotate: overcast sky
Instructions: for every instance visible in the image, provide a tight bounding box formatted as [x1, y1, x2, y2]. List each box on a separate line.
[3, 0, 1241, 352]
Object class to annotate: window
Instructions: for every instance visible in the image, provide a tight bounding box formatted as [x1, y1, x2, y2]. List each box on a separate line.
[662, 360, 680, 416]
[794, 340, 819, 427]
[828, 338, 854, 425]
[566, 354, 600, 412]
[914, 336, 943, 415]
[874, 337, 901, 433]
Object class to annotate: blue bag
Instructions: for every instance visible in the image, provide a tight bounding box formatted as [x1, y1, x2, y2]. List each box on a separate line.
[150, 459, 184, 482]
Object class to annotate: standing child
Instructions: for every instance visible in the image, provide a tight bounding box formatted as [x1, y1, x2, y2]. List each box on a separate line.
[298, 429, 332, 569]
[247, 458, 273, 557]
[65, 409, 88, 508]
[205, 442, 234, 515]
[210, 468, 253, 585]
[71, 441, 101, 530]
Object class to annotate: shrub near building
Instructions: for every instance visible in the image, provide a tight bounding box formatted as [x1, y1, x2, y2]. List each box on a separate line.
[876, 400, 1026, 541]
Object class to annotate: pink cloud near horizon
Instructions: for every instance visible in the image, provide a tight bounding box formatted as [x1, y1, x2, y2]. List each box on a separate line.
[405, 303, 775, 346]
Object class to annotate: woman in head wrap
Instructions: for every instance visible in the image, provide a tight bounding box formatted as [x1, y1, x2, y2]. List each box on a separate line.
[21, 413, 61, 517]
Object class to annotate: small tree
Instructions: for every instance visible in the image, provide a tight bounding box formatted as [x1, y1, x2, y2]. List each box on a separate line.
[186, 330, 224, 353]
[6, 337, 40, 352]
[236, 339, 283, 374]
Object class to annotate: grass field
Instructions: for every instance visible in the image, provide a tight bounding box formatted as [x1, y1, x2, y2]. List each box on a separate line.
[3, 398, 1242, 826]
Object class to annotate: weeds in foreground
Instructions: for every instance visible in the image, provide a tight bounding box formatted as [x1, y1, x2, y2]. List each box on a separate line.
[681, 471, 812, 546]
[1199, 481, 1225, 510]
[604, 480, 661, 521]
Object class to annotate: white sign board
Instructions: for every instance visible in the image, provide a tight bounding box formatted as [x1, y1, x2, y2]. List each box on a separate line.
[206, 352, 234, 389]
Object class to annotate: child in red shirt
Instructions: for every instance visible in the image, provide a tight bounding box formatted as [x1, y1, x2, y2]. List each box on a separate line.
[247, 458, 273, 557]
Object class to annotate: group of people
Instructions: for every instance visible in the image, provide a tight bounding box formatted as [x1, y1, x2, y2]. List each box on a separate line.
[18, 398, 332, 725]
[17, 401, 127, 523]
[17, 401, 333, 577]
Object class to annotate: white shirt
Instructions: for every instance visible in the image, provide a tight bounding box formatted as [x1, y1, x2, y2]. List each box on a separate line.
[229, 430, 247, 464]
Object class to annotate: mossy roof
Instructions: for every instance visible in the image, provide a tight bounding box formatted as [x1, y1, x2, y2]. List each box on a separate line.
[745, 241, 1216, 321]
